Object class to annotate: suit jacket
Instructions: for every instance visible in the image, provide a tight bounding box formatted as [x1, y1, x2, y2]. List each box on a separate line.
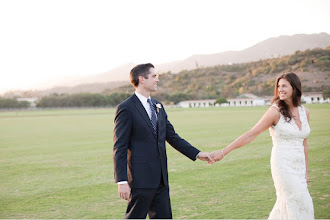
[113, 94, 200, 188]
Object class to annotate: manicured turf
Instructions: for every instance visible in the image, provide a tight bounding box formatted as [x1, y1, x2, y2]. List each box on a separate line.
[0, 104, 329, 219]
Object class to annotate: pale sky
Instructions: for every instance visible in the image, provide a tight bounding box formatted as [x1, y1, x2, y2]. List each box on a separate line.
[1, 0, 330, 93]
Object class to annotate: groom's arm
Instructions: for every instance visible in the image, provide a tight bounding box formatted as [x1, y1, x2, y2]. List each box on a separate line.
[113, 104, 132, 183]
[113, 104, 132, 200]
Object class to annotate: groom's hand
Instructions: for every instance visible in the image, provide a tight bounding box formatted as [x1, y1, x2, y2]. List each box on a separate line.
[197, 152, 214, 163]
[118, 183, 131, 201]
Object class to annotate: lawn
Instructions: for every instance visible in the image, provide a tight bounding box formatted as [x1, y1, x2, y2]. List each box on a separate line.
[0, 104, 329, 219]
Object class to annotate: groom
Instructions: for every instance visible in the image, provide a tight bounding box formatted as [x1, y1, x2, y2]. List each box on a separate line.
[113, 63, 213, 219]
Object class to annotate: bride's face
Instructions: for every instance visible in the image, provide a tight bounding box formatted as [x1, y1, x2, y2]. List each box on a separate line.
[277, 78, 293, 101]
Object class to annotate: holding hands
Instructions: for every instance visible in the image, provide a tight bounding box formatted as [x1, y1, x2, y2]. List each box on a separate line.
[198, 149, 226, 164]
[197, 152, 215, 163]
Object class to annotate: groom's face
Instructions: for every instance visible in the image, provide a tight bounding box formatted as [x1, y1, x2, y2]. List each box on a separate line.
[142, 68, 159, 92]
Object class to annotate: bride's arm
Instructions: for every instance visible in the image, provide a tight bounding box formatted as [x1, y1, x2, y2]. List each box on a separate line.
[303, 138, 309, 184]
[211, 106, 280, 162]
[304, 107, 310, 184]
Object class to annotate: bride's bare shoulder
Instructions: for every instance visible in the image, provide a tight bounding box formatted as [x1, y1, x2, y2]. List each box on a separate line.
[270, 104, 280, 111]
[267, 105, 281, 125]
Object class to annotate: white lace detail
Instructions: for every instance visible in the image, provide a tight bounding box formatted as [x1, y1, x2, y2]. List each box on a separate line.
[268, 105, 314, 220]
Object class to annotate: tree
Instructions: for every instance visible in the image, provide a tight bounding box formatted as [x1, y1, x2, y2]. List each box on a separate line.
[322, 90, 330, 99]
[215, 97, 228, 105]
[168, 93, 191, 104]
[36, 93, 131, 107]
[0, 98, 30, 108]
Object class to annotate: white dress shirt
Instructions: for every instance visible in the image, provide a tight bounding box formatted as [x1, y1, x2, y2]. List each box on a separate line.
[134, 91, 153, 119]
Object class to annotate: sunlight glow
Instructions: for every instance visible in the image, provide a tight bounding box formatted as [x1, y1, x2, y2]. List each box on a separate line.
[0, 0, 329, 92]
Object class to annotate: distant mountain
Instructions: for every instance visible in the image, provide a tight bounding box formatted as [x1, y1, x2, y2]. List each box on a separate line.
[37, 33, 330, 87]
[156, 33, 330, 73]
[39, 62, 135, 88]
[37, 81, 128, 95]
[3, 63, 134, 98]
[3, 81, 128, 98]
[74, 62, 134, 84]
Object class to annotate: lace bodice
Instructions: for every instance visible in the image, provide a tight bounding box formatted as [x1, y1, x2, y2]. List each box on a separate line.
[269, 105, 310, 147]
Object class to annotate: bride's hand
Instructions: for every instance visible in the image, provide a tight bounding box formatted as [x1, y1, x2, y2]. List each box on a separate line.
[305, 173, 310, 184]
[209, 150, 224, 163]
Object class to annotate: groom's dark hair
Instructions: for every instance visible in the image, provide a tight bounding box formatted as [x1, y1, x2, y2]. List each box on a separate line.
[130, 63, 155, 88]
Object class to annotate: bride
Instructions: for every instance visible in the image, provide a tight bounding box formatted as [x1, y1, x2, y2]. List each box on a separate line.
[211, 72, 314, 219]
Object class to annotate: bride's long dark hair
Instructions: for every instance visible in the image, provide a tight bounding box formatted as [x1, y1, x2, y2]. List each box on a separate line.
[271, 73, 302, 122]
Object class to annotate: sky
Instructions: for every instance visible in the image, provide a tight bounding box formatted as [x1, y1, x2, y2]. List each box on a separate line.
[0, 0, 330, 93]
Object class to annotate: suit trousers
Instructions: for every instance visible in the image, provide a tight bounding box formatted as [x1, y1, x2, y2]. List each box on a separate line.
[125, 182, 172, 219]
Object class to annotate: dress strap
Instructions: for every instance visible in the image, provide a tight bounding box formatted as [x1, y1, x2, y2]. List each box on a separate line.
[300, 105, 305, 111]
[271, 104, 279, 110]
[299, 105, 307, 119]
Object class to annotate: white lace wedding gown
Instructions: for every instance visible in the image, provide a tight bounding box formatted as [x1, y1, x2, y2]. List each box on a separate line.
[268, 105, 314, 219]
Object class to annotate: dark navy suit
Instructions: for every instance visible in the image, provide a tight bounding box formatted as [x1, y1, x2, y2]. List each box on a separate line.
[113, 94, 200, 218]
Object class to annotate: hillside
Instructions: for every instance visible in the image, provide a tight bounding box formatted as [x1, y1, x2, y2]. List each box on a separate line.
[109, 47, 330, 103]
[3, 81, 128, 98]
[156, 33, 330, 73]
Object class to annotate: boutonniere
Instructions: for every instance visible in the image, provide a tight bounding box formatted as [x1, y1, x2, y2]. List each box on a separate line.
[155, 103, 162, 113]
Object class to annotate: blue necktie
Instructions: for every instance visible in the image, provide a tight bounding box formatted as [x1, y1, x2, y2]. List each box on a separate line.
[147, 99, 157, 135]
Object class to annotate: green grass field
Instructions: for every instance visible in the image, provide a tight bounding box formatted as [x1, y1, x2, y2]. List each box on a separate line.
[0, 105, 329, 219]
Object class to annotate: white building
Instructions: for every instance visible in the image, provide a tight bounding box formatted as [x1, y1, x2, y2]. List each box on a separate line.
[176, 99, 217, 108]
[226, 98, 266, 106]
[176, 94, 268, 108]
[302, 93, 329, 104]
[17, 97, 38, 107]
[227, 93, 266, 106]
